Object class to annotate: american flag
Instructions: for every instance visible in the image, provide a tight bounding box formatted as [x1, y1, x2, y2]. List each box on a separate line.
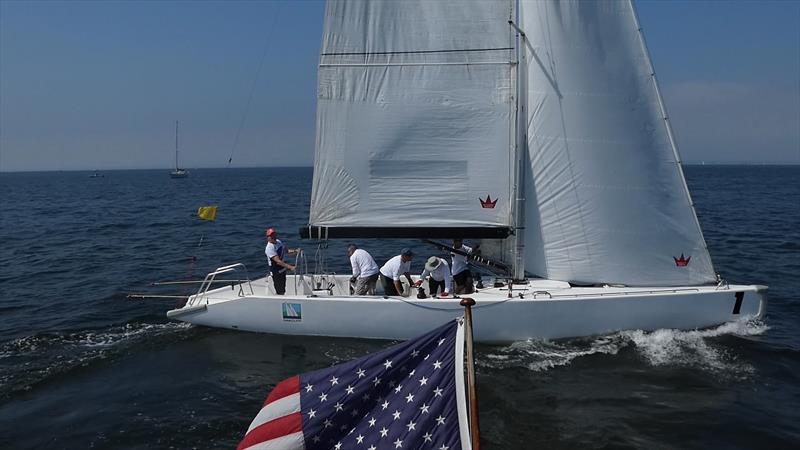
[238, 319, 469, 450]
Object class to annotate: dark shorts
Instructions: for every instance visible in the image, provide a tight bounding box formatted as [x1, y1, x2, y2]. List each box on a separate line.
[453, 270, 474, 294]
[271, 266, 287, 295]
[380, 274, 400, 296]
[428, 278, 446, 295]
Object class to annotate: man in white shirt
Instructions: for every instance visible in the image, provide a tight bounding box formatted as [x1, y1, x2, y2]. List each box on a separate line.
[347, 244, 380, 295]
[379, 248, 415, 296]
[415, 256, 452, 297]
[451, 238, 475, 294]
[265, 228, 300, 295]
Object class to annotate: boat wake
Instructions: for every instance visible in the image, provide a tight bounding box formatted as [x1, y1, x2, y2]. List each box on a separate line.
[619, 319, 768, 371]
[480, 319, 769, 376]
[0, 322, 192, 401]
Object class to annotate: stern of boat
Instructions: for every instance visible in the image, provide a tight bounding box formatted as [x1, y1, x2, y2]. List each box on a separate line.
[752, 285, 768, 319]
[166, 262, 257, 322]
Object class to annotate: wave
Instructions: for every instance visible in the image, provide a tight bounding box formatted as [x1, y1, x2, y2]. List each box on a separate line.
[620, 319, 768, 372]
[0, 322, 192, 400]
[480, 319, 769, 377]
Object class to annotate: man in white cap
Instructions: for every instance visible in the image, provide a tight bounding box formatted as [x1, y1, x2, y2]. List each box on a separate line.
[347, 244, 380, 295]
[415, 256, 452, 297]
[379, 248, 414, 296]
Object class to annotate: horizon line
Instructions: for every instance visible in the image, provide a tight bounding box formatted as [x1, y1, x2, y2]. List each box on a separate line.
[2, 161, 800, 174]
[0, 165, 315, 174]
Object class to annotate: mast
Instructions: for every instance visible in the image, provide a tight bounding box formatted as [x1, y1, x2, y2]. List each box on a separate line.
[175, 120, 179, 170]
[510, 1, 527, 281]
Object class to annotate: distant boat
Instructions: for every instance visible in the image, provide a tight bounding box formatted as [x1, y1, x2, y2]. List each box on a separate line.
[89, 170, 104, 178]
[170, 120, 189, 178]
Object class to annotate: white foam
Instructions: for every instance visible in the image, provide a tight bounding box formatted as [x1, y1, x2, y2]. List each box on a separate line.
[0, 321, 194, 393]
[619, 319, 767, 376]
[0, 321, 191, 359]
[480, 334, 628, 372]
[68, 322, 192, 348]
[480, 319, 768, 376]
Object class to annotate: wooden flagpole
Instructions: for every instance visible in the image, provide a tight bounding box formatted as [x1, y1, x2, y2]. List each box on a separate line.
[460, 297, 480, 450]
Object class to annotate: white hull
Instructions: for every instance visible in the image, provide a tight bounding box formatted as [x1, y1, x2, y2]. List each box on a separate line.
[167, 274, 767, 343]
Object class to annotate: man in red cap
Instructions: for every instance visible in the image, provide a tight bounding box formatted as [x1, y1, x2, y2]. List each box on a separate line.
[265, 228, 301, 295]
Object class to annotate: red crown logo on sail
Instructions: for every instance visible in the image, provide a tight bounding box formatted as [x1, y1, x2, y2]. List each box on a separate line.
[673, 253, 691, 267]
[480, 195, 497, 209]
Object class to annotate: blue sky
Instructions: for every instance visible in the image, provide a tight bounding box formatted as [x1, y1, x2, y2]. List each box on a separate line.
[1, 0, 798, 171]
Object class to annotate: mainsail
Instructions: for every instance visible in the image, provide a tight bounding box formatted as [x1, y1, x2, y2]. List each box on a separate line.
[518, 0, 716, 286]
[304, 0, 516, 239]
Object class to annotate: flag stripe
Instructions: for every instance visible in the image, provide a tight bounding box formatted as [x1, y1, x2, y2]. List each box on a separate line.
[238, 412, 302, 450]
[238, 431, 305, 450]
[265, 375, 300, 406]
[247, 392, 301, 434]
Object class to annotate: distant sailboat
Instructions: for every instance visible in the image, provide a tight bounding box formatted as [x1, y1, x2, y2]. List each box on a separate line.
[170, 120, 188, 178]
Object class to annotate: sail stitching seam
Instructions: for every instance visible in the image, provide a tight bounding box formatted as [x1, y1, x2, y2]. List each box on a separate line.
[321, 47, 514, 56]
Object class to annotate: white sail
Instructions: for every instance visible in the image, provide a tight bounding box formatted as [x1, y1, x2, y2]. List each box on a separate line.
[518, 0, 715, 286]
[307, 0, 516, 237]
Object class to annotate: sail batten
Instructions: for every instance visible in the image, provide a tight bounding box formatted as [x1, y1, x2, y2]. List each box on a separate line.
[300, 226, 512, 240]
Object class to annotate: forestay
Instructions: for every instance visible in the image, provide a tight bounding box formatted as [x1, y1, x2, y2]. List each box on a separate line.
[519, 0, 716, 286]
[307, 0, 516, 238]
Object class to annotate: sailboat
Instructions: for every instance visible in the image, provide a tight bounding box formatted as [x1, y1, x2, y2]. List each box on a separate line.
[167, 0, 766, 342]
[170, 120, 189, 178]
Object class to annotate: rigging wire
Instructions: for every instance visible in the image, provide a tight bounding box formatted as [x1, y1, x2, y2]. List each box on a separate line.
[183, 4, 284, 288]
[227, 3, 285, 167]
[181, 233, 206, 302]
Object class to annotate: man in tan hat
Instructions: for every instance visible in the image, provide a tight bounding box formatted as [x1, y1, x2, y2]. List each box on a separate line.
[265, 228, 301, 295]
[415, 256, 452, 297]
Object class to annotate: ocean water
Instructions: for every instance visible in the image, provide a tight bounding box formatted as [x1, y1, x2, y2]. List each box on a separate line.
[0, 166, 798, 449]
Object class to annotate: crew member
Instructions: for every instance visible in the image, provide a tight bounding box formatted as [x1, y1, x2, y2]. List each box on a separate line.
[265, 228, 300, 295]
[451, 239, 476, 294]
[415, 256, 452, 297]
[347, 244, 380, 295]
[379, 248, 414, 296]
